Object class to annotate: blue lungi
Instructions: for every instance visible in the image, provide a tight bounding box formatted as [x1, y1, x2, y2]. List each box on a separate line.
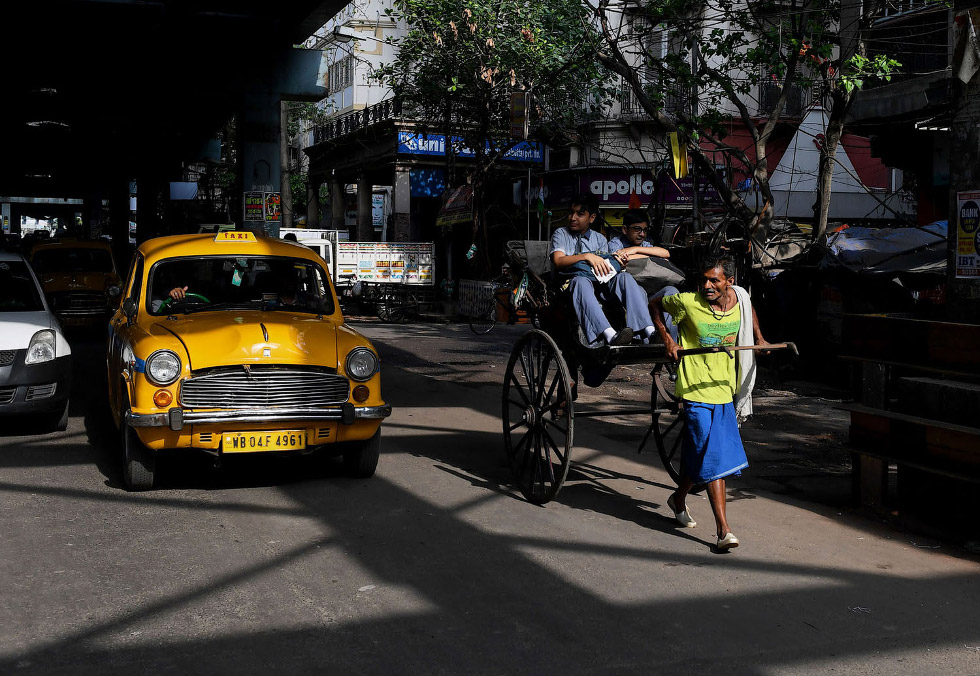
[681, 401, 748, 483]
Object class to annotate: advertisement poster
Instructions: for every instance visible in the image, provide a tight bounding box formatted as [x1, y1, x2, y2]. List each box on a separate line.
[336, 242, 435, 286]
[264, 192, 282, 222]
[956, 191, 980, 278]
[244, 192, 264, 222]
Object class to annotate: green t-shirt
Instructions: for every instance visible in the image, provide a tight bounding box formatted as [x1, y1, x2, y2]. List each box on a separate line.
[661, 292, 741, 404]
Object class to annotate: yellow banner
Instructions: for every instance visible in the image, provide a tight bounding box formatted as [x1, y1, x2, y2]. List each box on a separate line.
[668, 132, 689, 179]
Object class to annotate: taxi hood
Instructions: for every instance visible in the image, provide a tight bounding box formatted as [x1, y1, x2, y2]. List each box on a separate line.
[149, 311, 340, 371]
[39, 271, 116, 293]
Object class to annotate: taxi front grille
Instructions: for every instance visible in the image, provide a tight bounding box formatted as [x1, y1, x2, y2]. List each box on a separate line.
[0, 351, 15, 367]
[179, 368, 350, 408]
[50, 292, 106, 315]
[0, 387, 15, 404]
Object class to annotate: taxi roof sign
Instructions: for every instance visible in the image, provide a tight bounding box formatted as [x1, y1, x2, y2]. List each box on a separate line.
[215, 231, 256, 242]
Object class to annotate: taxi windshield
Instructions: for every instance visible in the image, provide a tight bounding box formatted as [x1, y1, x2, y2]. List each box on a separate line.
[0, 261, 45, 312]
[33, 247, 114, 274]
[147, 256, 335, 316]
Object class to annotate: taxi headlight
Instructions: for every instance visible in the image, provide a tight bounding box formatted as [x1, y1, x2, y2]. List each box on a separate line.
[345, 348, 378, 382]
[25, 330, 56, 364]
[146, 350, 181, 386]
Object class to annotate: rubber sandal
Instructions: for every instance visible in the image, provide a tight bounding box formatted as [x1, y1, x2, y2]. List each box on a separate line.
[667, 494, 697, 528]
[717, 532, 740, 550]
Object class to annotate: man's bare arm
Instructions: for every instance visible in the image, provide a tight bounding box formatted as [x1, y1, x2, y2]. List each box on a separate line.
[651, 297, 680, 361]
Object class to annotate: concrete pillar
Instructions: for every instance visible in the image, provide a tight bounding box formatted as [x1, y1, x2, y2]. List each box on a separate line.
[391, 167, 411, 242]
[330, 180, 346, 237]
[239, 93, 282, 237]
[110, 178, 133, 269]
[307, 177, 321, 229]
[356, 174, 373, 241]
[136, 175, 163, 242]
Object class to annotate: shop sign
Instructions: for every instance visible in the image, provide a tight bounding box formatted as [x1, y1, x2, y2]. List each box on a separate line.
[579, 171, 722, 206]
[956, 190, 980, 278]
[397, 132, 543, 163]
[244, 192, 265, 222]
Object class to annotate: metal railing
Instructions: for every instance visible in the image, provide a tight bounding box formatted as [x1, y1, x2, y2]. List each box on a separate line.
[618, 78, 689, 118]
[313, 97, 402, 145]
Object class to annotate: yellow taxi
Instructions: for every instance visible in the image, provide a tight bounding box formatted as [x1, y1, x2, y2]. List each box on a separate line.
[29, 238, 122, 327]
[107, 231, 390, 490]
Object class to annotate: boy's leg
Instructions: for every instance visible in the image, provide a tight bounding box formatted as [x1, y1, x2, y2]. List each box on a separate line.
[569, 276, 611, 343]
[608, 272, 655, 334]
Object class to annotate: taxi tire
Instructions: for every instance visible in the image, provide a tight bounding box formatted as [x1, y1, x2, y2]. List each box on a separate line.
[121, 416, 156, 491]
[343, 429, 380, 478]
[54, 400, 69, 432]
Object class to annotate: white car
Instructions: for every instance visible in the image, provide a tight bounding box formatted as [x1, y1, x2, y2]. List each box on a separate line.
[0, 251, 72, 430]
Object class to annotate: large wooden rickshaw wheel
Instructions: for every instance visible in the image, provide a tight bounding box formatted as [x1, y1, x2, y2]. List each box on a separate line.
[502, 330, 574, 504]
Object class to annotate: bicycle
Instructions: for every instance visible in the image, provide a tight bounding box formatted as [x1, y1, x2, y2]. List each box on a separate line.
[376, 283, 420, 323]
[468, 267, 547, 335]
[337, 273, 368, 316]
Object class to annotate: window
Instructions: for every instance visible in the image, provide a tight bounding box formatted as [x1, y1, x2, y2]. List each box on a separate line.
[328, 56, 354, 94]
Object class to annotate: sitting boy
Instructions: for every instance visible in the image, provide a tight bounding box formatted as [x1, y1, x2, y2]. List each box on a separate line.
[549, 193, 657, 346]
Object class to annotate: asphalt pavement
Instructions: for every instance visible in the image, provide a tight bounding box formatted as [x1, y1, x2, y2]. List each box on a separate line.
[1, 321, 979, 675]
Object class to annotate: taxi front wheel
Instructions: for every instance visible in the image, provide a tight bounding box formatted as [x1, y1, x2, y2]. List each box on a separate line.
[343, 429, 380, 478]
[121, 402, 156, 491]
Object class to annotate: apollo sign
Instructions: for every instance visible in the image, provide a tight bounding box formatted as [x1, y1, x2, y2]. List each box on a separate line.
[579, 171, 721, 206]
[589, 174, 655, 201]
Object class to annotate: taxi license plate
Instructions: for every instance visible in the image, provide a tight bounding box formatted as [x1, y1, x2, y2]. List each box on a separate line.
[223, 430, 306, 453]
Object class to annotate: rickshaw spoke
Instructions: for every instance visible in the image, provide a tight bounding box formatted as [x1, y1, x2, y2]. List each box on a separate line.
[522, 347, 539, 405]
[507, 395, 530, 411]
[535, 352, 555, 407]
[506, 372, 531, 406]
[510, 427, 532, 459]
[535, 440, 550, 495]
[515, 435, 534, 477]
[542, 368, 561, 409]
[541, 416, 568, 436]
[541, 428, 566, 465]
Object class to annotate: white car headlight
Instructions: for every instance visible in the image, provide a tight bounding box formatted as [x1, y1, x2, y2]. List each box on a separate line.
[25, 330, 56, 364]
[346, 348, 379, 382]
[145, 349, 181, 386]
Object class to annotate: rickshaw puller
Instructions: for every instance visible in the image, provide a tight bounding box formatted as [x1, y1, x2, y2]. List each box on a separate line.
[651, 255, 769, 551]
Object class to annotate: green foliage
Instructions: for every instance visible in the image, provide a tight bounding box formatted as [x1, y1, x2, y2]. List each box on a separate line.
[839, 53, 901, 93]
[376, 0, 613, 172]
[290, 172, 309, 213]
[285, 101, 330, 138]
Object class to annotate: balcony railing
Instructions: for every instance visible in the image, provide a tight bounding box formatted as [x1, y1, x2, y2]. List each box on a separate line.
[313, 97, 402, 145]
[759, 83, 810, 118]
[619, 78, 688, 118]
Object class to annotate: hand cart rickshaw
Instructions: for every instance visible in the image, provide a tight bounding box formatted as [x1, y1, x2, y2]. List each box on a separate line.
[496, 239, 796, 505]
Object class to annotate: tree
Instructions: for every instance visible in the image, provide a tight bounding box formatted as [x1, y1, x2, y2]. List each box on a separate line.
[376, 0, 614, 275]
[282, 101, 332, 228]
[590, 0, 899, 248]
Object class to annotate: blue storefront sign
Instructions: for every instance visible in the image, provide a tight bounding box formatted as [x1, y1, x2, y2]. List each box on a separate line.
[397, 132, 543, 163]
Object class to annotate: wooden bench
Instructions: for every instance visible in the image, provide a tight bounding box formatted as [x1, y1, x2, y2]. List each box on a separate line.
[840, 314, 980, 514]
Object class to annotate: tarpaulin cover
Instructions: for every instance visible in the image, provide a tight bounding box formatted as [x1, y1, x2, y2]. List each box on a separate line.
[820, 221, 948, 275]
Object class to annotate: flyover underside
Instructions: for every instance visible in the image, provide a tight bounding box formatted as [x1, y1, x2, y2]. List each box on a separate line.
[1, 1, 342, 204]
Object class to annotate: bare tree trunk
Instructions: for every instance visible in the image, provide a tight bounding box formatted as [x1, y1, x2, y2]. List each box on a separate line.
[812, 95, 849, 241]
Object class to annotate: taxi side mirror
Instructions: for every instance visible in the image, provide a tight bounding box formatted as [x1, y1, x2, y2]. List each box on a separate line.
[122, 298, 137, 322]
